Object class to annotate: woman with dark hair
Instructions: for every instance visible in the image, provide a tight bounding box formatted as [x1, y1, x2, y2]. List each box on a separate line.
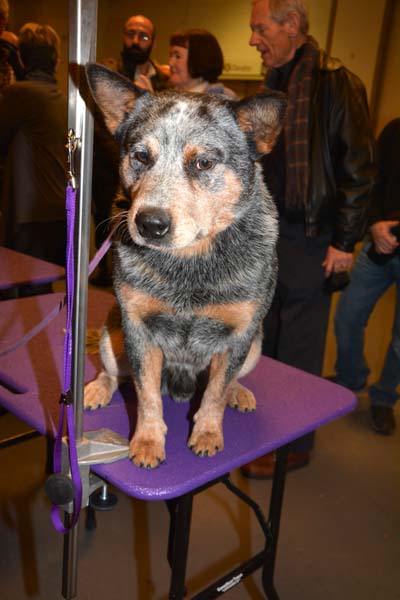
[168, 28, 237, 98]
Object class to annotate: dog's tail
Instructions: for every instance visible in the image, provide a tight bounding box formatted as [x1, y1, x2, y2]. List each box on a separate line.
[163, 366, 197, 403]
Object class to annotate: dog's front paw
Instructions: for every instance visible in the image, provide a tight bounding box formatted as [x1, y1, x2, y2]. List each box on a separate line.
[83, 372, 116, 410]
[129, 434, 166, 469]
[227, 382, 256, 413]
[188, 423, 224, 458]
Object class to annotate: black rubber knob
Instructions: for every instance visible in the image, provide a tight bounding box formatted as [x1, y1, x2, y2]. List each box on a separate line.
[89, 489, 118, 511]
[45, 474, 75, 505]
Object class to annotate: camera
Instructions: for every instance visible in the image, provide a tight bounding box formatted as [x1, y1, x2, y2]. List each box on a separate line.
[367, 223, 400, 265]
[324, 270, 350, 294]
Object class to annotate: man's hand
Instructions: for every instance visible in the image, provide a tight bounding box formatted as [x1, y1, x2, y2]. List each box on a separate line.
[370, 220, 400, 254]
[322, 245, 353, 277]
[135, 74, 154, 92]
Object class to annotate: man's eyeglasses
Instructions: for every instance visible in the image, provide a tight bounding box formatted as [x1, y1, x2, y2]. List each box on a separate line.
[123, 29, 151, 42]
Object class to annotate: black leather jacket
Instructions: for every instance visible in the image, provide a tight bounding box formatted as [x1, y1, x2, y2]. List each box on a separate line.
[307, 50, 376, 251]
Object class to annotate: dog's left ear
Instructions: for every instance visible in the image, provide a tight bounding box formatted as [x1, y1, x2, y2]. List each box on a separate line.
[85, 63, 145, 134]
[234, 91, 287, 159]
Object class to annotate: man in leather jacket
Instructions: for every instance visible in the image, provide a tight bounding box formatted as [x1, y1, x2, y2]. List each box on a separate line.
[241, 0, 376, 478]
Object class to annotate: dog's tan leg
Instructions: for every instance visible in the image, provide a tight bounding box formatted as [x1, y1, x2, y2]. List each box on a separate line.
[84, 323, 127, 410]
[188, 352, 230, 457]
[226, 334, 261, 412]
[84, 371, 119, 410]
[129, 346, 167, 469]
[226, 380, 256, 413]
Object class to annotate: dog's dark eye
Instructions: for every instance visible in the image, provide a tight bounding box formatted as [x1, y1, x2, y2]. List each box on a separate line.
[196, 158, 214, 171]
[134, 150, 150, 165]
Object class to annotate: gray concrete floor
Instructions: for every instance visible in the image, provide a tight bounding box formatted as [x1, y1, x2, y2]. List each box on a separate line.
[1, 279, 399, 599]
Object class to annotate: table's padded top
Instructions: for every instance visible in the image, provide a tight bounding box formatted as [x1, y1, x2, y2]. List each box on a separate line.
[0, 291, 356, 500]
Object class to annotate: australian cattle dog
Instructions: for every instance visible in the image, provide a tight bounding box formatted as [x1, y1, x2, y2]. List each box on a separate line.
[84, 64, 286, 468]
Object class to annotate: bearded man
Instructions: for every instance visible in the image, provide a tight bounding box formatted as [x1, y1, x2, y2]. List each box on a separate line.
[104, 14, 169, 92]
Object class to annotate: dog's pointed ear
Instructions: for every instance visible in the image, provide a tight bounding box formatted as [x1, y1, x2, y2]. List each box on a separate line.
[85, 63, 144, 134]
[234, 90, 287, 159]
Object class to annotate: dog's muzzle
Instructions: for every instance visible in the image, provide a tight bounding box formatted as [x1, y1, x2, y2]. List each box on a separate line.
[135, 208, 171, 241]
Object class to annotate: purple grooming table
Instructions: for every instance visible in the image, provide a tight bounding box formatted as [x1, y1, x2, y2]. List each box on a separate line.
[0, 246, 65, 291]
[0, 289, 356, 500]
[0, 289, 356, 599]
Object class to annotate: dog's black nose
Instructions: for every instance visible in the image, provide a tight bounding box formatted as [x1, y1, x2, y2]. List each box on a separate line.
[136, 208, 171, 240]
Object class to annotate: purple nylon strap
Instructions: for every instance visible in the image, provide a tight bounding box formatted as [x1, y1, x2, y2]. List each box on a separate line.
[50, 194, 119, 533]
[0, 297, 66, 357]
[51, 184, 82, 533]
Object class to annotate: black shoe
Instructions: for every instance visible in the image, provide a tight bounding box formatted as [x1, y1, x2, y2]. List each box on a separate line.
[370, 405, 396, 435]
[241, 451, 310, 480]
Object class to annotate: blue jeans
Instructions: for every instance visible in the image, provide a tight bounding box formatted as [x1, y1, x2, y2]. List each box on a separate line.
[334, 240, 400, 407]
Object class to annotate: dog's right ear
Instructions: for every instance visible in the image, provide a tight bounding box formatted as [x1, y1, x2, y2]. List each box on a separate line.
[234, 90, 287, 159]
[85, 63, 142, 135]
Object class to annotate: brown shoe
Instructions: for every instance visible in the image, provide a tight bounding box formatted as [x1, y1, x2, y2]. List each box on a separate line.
[240, 451, 310, 480]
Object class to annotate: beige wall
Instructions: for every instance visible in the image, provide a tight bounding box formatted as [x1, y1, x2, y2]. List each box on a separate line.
[330, 0, 387, 100]
[374, 0, 400, 134]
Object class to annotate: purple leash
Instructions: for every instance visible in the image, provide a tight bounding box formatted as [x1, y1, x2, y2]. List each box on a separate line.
[49, 191, 119, 533]
[50, 184, 82, 533]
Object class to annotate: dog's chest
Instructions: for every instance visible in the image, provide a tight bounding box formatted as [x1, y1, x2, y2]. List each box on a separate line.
[117, 273, 258, 364]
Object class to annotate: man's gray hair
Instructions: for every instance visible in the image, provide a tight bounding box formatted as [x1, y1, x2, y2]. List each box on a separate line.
[0, 0, 10, 20]
[253, 0, 309, 35]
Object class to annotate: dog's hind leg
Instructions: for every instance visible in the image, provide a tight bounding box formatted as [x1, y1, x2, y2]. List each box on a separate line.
[226, 381, 256, 413]
[84, 371, 119, 410]
[226, 333, 261, 413]
[84, 310, 129, 410]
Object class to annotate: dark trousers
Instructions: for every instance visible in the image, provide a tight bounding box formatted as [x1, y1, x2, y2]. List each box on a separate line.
[262, 219, 333, 452]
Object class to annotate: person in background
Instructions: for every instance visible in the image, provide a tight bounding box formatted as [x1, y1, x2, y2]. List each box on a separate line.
[0, 22, 67, 295]
[241, 0, 376, 478]
[0, 0, 21, 93]
[104, 14, 169, 92]
[333, 118, 400, 436]
[168, 28, 237, 98]
[0, 0, 18, 94]
[0, 0, 19, 223]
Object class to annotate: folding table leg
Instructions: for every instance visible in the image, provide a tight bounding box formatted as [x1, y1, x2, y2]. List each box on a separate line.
[262, 443, 290, 600]
[166, 493, 194, 600]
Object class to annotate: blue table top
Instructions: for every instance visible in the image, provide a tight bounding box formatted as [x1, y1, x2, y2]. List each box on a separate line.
[0, 291, 356, 500]
[0, 246, 64, 291]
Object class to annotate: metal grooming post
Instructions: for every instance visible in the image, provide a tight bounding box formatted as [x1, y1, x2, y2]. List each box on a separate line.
[62, 1, 98, 597]
[60, 2, 130, 595]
